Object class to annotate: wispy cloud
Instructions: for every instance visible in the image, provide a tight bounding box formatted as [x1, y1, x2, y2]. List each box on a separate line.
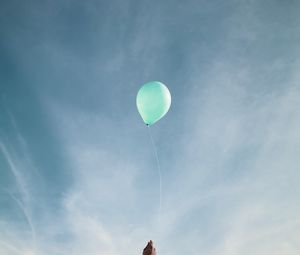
[1, 0, 300, 254]
[0, 136, 37, 253]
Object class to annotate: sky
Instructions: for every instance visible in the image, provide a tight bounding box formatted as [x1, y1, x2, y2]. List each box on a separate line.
[1, 0, 300, 254]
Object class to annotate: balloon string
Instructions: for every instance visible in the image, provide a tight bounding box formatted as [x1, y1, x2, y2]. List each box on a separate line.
[147, 125, 162, 224]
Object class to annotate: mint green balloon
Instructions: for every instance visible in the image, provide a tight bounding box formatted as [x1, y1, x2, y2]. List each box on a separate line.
[136, 81, 171, 125]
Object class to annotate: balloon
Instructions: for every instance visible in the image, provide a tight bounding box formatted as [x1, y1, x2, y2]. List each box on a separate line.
[136, 81, 171, 125]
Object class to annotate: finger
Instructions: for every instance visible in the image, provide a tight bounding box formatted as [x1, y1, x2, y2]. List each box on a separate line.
[143, 242, 151, 252]
[153, 248, 157, 255]
[147, 240, 153, 248]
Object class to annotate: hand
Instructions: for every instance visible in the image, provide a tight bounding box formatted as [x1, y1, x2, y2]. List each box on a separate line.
[143, 240, 156, 255]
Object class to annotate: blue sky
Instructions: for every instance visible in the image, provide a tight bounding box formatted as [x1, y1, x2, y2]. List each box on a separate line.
[1, 0, 300, 254]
